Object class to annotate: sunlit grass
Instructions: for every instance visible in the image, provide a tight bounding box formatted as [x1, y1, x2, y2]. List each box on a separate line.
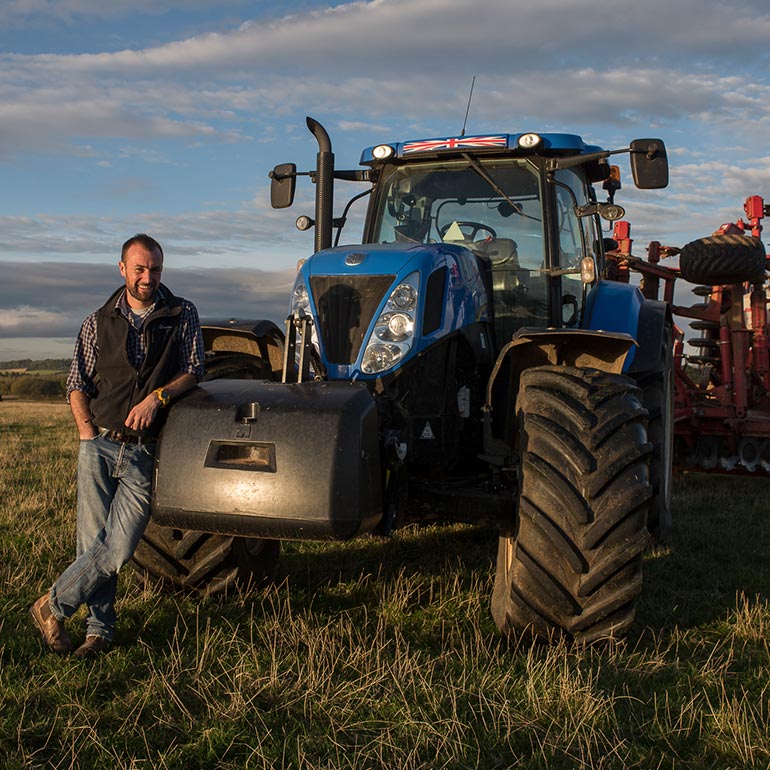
[2, 402, 770, 769]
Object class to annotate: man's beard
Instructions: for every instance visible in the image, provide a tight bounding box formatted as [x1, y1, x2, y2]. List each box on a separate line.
[127, 282, 157, 303]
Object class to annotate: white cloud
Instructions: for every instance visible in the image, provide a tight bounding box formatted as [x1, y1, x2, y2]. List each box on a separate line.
[0, 204, 318, 270]
[0, 3, 762, 72]
[2, 64, 767, 162]
[0, 305, 65, 333]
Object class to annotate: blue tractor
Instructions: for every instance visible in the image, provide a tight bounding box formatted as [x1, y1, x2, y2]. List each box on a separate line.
[140, 118, 672, 643]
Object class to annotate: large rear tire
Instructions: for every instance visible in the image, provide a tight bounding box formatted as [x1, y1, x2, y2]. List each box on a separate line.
[491, 366, 651, 644]
[133, 348, 281, 594]
[636, 322, 674, 541]
[202, 351, 273, 381]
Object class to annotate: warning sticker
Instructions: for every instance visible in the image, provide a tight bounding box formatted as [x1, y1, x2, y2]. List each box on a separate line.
[420, 422, 435, 440]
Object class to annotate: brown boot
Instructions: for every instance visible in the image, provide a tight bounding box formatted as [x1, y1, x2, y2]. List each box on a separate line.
[29, 593, 73, 654]
[73, 635, 111, 659]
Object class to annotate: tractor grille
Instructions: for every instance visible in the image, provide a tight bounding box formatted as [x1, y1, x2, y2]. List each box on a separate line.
[310, 275, 395, 364]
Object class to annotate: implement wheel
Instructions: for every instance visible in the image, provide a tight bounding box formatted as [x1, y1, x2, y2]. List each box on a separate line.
[679, 235, 766, 285]
[491, 366, 651, 644]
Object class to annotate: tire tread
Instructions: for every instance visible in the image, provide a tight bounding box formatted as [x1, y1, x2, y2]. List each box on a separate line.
[492, 365, 651, 643]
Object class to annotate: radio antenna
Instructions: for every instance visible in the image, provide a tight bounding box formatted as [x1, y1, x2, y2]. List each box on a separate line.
[460, 76, 476, 137]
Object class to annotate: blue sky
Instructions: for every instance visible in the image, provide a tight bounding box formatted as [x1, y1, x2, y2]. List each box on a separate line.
[1, 0, 769, 360]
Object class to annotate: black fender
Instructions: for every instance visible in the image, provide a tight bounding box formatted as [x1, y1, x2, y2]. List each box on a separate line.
[486, 327, 636, 404]
[484, 328, 637, 456]
[626, 299, 671, 376]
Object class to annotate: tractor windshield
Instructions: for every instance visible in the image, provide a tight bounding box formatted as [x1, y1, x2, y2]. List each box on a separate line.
[369, 158, 551, 336]
[370, 159, 545, 265]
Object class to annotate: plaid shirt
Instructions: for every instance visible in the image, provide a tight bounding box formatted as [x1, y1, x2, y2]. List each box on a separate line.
[66, 288, 205, 401]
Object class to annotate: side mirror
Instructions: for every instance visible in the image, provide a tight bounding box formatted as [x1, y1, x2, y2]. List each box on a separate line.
[270, 163, 297, 209]
[630, 139, 668, 189]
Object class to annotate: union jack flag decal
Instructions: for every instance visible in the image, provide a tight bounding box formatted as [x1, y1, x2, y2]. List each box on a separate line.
[403, 135, 508, 154]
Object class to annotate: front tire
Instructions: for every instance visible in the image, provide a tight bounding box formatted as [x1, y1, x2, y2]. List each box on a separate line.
[491, 366, 651, 644]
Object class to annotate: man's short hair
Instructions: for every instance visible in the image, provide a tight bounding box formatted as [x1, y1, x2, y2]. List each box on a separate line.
[121, 233, 164, 262]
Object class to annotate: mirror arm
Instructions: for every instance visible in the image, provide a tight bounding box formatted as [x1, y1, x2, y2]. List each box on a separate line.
[547, 148, 630, 173]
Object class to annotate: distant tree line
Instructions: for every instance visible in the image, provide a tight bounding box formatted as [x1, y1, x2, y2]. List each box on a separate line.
[0, 372, 68, 400]
[0, 358, 71, 371]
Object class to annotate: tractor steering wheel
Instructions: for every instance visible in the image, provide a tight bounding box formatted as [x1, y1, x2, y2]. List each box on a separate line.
[439, 221, 497, 242]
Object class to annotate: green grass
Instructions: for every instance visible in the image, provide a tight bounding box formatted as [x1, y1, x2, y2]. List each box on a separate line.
[2, 401, 770, 769]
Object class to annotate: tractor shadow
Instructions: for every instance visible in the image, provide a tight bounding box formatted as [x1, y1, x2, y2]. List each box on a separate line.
[275, 472, 770, 640]
[132, 473, 770, 650]
[634, 472, 770, 637]
[273, 520, 498, 601]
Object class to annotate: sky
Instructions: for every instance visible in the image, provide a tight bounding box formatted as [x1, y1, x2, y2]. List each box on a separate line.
[1, 0, 769, 360]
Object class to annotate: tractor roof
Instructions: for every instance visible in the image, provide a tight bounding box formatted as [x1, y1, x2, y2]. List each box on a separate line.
[360, 132, 603, 165]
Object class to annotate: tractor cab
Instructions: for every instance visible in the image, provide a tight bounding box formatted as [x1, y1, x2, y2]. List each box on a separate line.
[272, 124, 668, 357]
[362, 151, 589, 344]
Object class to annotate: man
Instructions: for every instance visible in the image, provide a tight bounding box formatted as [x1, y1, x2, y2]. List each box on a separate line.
[30, 233, 204, 658]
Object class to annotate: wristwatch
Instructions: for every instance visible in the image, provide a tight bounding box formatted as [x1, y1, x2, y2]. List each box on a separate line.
[154, 388, 171, 407]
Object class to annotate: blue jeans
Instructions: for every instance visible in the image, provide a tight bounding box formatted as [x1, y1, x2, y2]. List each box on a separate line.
[49, 433, 155, 642]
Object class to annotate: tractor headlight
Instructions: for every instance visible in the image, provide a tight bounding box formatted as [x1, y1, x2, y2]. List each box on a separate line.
[288, 276, 319, 362]
[362, 343, 403, 373]
[375, 311, 414, 342]
[361, 272, 420, 374]
[290, 279, 310, 315]
[518, 133, 542, 149]
[390, 283, 418, 310]
[372, 144, 395, 160]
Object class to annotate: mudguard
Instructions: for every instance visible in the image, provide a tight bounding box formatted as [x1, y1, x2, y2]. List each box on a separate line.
[624, 299, 671, 375]
[584, 282, 669, 373]
[482, 327, 639, 468]
[152, 379, 382, 540]
[486, 327, 637, 403]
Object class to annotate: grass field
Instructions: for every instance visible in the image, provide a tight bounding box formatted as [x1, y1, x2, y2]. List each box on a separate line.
[2, 401, 769, 769]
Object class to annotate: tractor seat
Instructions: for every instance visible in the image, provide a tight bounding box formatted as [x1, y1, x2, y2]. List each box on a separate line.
[475, 237, 520, 268]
